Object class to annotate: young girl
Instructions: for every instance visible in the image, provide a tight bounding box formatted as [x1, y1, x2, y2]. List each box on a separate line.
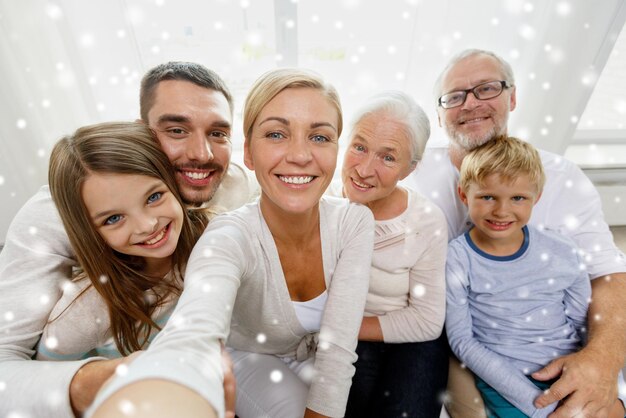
[36, 121, 210, 360]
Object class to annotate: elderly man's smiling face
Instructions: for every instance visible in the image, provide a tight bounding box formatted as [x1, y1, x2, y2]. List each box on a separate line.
[438, 53, 516, 151]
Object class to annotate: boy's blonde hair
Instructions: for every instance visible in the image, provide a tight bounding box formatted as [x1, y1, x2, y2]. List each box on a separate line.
[459, 136, 545, 193]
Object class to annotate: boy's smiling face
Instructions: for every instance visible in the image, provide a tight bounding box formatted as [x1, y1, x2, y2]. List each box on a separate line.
[459, 172, 541, 255]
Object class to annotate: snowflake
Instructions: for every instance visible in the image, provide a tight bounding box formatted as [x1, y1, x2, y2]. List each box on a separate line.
[46, 4, 63, 19]
[45, 336, 58, 349]
[412, 284, 426, 297]
[270, 369, 283, 383]
[556, 1, 571, 16]
[115, 363, 129, 376]
[119, 399, 136, 415]
[256, 333, 267, 344]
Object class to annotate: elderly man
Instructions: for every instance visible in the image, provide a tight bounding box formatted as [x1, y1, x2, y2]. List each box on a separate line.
[404, 49, 626, 418]
[0, 62, 256, 417]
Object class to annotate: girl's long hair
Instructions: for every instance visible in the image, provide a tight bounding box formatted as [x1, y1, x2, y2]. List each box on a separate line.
[49, 121, 209, 355]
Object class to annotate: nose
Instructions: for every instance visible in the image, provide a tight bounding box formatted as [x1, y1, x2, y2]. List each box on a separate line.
[461, 90, 481, 110]
[135, 214, 159, 235]
[492, 200, 509, 217]
[355, 155, 376, 178]
[285, 136, 312, 165]
[186, 133, 214, 162]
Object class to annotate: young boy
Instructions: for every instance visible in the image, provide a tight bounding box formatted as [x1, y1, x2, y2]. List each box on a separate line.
[445, 136, 626, 418]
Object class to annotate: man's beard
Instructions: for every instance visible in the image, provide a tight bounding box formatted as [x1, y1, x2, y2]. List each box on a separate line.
[445, 114, 508, 152]
[175, 162, 225, 206]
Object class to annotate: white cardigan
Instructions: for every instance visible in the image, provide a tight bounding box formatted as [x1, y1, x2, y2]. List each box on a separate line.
[90, 196, 374, 418]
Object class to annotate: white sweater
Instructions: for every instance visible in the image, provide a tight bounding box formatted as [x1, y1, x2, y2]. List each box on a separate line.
[36, 272, 180, 360]
[366, 188, 448, 343]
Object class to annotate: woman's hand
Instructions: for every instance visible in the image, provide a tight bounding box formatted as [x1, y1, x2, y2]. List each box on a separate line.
[221, 346, 237, 418]
[70, 355, 139, 416]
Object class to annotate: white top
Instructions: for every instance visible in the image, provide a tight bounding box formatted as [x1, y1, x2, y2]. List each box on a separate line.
[0, 163, 258, 418]
[401, 146, 626, 279]
[326, 184, 448, 343]
[88, 197, 375, 418]
[293, 290, 328, 333]
[367, 188, 448, 343]
[36, 272, 180, 360]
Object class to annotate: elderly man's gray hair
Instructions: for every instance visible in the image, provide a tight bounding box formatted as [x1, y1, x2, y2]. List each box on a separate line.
[433, 49, 515, 101]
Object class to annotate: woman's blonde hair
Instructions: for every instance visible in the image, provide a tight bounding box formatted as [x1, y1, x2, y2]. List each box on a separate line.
[242, 68, 342, 142]
[459, 136, 545, 193]
[48, 121, 209, 355]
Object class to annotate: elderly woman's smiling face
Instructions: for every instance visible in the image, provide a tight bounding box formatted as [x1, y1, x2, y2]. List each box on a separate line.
[341, 111, 415, 211]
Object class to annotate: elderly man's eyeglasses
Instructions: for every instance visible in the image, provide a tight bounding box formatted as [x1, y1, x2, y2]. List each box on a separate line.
[438, 80, 511, 109]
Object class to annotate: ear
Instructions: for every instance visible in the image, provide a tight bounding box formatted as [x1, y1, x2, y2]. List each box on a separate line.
[458, 185, 469, 206]
[243, 140, 255, 171]
[509, 86, 517, 112]
[437, 109, 443, 127]
[534, 190, 542, 206]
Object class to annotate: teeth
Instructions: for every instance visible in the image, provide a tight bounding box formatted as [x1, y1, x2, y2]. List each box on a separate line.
[462, 117, 487, 124]
[489, 221, 511, 226]
[184, 171, 210, 180]
[144, 228, 165, 245]
[353, 179, 372, 188]
[279, 176, 314, 184]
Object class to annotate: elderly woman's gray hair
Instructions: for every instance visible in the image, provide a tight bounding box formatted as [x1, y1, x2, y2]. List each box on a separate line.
[349, 90, 430, 164]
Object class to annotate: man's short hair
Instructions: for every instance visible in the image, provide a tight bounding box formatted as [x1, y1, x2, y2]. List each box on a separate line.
[433, 49, 515, 101]
[140, 61, 234, 121]
[459, 136, 545, 193]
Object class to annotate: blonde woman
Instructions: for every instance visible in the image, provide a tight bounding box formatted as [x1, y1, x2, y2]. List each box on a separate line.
[89, 69, 374, 418]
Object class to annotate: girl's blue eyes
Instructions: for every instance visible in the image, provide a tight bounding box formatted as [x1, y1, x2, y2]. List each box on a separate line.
[147, 192, 162, 204]
[102, 192, 163, 226]
[104, 214, 122, 225]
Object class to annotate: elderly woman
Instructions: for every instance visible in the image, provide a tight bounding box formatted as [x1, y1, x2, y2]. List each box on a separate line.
[338, 91, 449, 418]
[88, 69, 374, 418]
